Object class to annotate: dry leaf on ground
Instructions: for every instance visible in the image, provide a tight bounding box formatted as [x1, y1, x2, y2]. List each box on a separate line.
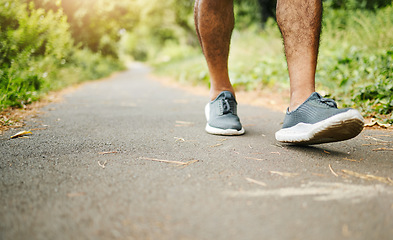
[10, 130, 32, 139]
[364, 119, 391, 128]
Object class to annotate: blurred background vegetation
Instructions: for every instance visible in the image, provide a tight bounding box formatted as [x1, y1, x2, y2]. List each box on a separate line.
[1, 0, 392, 123]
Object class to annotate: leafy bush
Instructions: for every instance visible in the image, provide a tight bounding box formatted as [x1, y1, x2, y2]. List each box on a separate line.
[317, 5, 393, 122]
[0, 0, 73, 108]
[325, 0, 392, 10]
[0, 0, 124, 110]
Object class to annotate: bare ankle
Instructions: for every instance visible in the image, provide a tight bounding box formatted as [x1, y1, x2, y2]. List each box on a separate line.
[289, 90, 314, 112]
[210, 88, 235, 101]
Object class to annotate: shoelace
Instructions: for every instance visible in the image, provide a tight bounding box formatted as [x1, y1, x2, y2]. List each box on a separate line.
[222, 98, 233, 114]
[320, 97, 337, 108]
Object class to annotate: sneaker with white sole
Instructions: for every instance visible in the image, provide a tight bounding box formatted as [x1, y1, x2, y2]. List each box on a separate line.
[275, 92, 364, 145]
[205, 91, 245, 135]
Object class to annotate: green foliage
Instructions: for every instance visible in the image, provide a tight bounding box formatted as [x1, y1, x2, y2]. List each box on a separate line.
[324, 0, 392, 10]
[0, 0, 73, 108]
[234, 0, 263, 29]
[316, 5, 393, 122]
[25, 0, 140, 58]
[0, 0, 124, 110]
[317, 47, 393, 121]
[39, 0, 196, 60]
[65, 48, 124, 83]
[153, 3, 393, 123]
[62, 0, 140, 57]
[120, 0, 196, 62]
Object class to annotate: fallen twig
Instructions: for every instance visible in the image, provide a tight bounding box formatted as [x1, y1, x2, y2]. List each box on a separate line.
[98, 160, 107, 169]
[140, 157, 185, 165]
[139, 157, 198, 166]
[342, 157, 360, 162]
[98, 151, 118, 155]
[372, 148, 393, 152]
[30, 127, 47, 131]
[245, 157, 264, 161]
[362, 143, 390, 146]
[329, 164, 338, 177]
[210, 143, 223, 148]
[218, 138, 228, 142]
[342, 169, 393, 185]
[364, 136, 391, 143]
[245, 177, 267, 187]
[388, 178, 393, 184]
[174, 137, 185, 142]
[270, 171, 299, 177]
[272, 143, 285, 148]
[181, 159, 199, 167]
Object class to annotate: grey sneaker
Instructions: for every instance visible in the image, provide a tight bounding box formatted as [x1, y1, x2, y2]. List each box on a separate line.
[275, 92, 364, 145]
[205, 91, 245, 135]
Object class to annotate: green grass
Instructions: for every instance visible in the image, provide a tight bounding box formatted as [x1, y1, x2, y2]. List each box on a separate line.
[317, 6, 393, 122]
[152, 6, 393, 123]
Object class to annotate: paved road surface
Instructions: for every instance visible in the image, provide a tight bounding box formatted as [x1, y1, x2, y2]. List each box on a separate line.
[1, 64, 392, 240]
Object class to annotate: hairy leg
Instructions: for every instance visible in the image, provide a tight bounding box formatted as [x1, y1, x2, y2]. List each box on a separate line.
[194, 0, 235, 101]
[276, 0, 322, 111]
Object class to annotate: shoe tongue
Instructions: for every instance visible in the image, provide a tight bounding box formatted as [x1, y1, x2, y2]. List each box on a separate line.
[221, 91, 234, 99]
[309, 92, 322, 100]
[309, 92, 337, 108]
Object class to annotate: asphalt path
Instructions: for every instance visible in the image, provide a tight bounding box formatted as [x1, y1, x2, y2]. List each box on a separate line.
[1, 64, 393, 240]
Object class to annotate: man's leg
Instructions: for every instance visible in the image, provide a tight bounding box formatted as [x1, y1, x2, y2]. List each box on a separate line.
[194, 0, 244, 135]
[276, 0, 321, 111]
[194, 0, 235, 101]
[275, 0, 364, 144]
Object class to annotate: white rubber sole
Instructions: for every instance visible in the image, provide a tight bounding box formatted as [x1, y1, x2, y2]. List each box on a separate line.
[275, 109, 364, 145]
[205, 103, 245, 136]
